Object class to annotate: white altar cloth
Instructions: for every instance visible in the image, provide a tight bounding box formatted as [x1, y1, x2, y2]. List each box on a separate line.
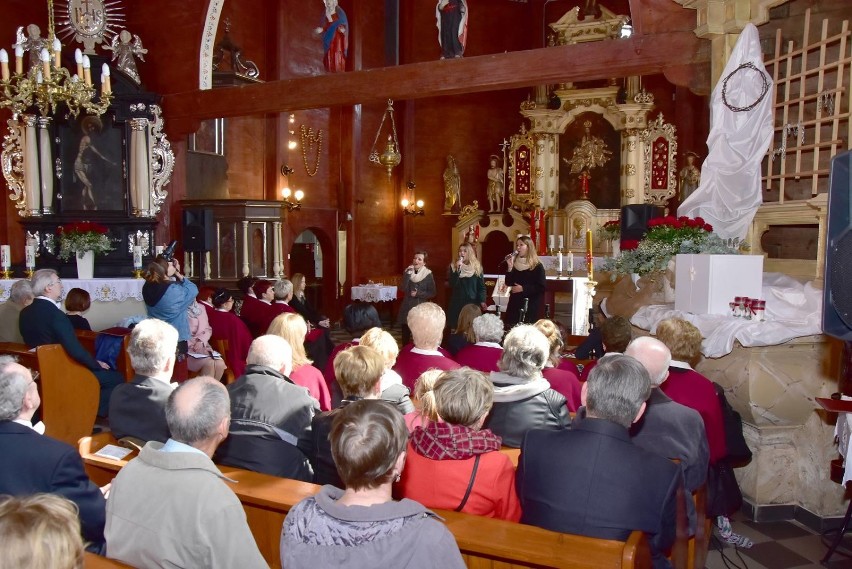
[630, 272, 822, 358]
[351, 285, 398, 303]
[0, 278, 144, 303]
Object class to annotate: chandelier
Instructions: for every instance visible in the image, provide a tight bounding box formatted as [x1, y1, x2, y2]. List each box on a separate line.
[0, 0, 112, 117]
[368, 99, 401, 179]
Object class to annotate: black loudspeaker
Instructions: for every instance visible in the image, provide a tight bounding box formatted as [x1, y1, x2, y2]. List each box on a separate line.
[823, 150, 852, 340]
[182, 208, 215, 252]
[620, 204, 660, 241]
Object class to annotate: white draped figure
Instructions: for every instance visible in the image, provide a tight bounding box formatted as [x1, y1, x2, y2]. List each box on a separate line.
[677, 24, 774, 240]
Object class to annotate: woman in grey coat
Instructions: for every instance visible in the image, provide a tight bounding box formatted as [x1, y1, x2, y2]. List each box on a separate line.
[281, 400, 464, 569]
[396, 250, 436, 346]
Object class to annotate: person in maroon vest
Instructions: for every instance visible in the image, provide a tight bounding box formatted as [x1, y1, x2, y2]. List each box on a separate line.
[393, 302, 460, 391]
[534, 319, 582, 412]
[208, 288, 252, 379]
[454, 313, 504, 373]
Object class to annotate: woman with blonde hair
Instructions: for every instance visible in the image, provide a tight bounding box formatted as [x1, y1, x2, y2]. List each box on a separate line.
[359, 327, 414, 415]
[268, 312, 331, 411]
[393, 302, 460, 391]
[533, 319, 581, 411]
[504, 235, 546, 328]
[447, 242, 486, 330]
[0, 494, 84, 569]
[405, 369, 442, 431]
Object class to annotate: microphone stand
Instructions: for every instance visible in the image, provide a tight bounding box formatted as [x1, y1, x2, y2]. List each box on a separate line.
[519, 297, 529, 324]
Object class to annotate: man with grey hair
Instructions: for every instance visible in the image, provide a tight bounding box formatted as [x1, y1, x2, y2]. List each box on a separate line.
[455, 313, 504, 373]
[0, 279, 34, 343]
[105, 376, 267, 569]
[19, 269, 123, 416]
[625, 336, 709, 532]
[108, 318, 179, 443]
[485, 324, 569, 447]
[517, 354, 682, 569]
[0, 355, 107, 551]
[215, 335, 319, 481]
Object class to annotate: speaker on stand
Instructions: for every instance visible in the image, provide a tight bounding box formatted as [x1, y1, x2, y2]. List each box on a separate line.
[182, 208, 214, 279]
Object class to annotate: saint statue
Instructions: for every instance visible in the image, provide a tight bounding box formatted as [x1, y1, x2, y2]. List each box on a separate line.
[436, 0, 468, 59]
[486, 155, 504, 213]
[105, 30, 148, 85]
[315, 0, 348, 73]
[13, 25, 50, 72]
[443, 155, 461, 212]
[678, 152, 701, 201]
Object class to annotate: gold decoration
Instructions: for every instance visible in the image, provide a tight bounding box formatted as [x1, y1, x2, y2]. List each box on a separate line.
[299, 125, 322, 177]
[458, 201, 480, 219]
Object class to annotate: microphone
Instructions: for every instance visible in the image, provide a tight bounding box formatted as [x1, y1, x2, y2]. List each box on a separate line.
[504, 251, 518, 261]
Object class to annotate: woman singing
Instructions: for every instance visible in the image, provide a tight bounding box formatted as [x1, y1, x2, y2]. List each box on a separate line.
[397, 250, 436, 346]
[447, 243, 486, 330]
[504, 235, 546, 328]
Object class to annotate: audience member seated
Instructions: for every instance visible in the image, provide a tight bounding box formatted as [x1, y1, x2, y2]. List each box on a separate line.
[0, 356, 106, 551]
[399, 367, 521, 521]
[625, 336, 709, 532]
[359, 327, 414, 414]
[290, 272, 334, 370]
[282, 399, 465, 569]
[207, 288, 252, 378]
[572, 303, 606, 359]
[405, 369, 441, 431]
[196, 286, 216, 319]
[215, 335, 318, 481]
[454, 313, 504, 373]
[579, 315, 633, 381]
[106, 377, 267, 568]
[394, 302, 460, 391]
[517, 354, 682, 569]
[187, 300, 226, 381]
[240, 279, 275, 337]
[268, 312, 331, 411]
[64, 288, 92, 331]
[655, 318, 727, 465]
[0, 494, 85, 569]
[19, 269, 123, 416]
[323, 302, 381, 405]
[534, 319, 582, 411]
[485, 325, 569, 448]
[309, 345, 386, 487]
[0, 279, 33, 343]
[443, 303, 481, 356]
[108, 319, 178, 444]
[235, 275, 259, 318]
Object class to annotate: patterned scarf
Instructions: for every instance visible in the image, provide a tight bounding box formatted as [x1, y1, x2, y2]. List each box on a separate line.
[408, 266, 432, 284]
[456, 262, 476, 278]
[410, 421, 502, 460]
[513, 256, 531, 271]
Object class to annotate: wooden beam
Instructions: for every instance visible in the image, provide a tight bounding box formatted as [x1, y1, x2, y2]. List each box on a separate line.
[163, 31, 709, 121]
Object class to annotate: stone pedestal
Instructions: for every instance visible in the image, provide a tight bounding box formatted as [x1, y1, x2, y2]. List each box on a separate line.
[697, 336, 847, 518]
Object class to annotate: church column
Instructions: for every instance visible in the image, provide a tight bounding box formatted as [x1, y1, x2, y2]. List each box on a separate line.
[37, 117, 53, 214]
[129, 118, 151, 216]
[22, 115, 39, 216]
[621, 129, 641, 205]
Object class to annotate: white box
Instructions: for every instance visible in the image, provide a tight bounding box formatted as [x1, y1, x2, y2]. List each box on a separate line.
[674, 254, 764, 315]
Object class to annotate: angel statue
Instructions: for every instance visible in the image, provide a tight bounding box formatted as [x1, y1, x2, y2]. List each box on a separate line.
[564, 120, 612, 175]
[13, 25, 51, 72]
[104, 30, 148, 85]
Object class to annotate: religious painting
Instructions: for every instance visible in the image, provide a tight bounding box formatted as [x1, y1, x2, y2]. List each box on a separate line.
[558, 112, 620, 209]
[189, 118, 225, 155]
[58, 112, 127, 213]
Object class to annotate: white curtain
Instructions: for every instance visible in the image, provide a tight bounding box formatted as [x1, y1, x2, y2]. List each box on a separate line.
[677, 24, 774, 240]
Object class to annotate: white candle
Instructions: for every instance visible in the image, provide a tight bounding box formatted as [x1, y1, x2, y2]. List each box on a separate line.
[557, 250, 563, 273]
[567, 252, 574, 273]
[133, 246, 143, 269]
[74, 48, 83, 78]
[0, 49, 8, 82]
[25, 245, 35, 269]
[558, 234, 564, 249]
[155, 245, 164, 256]
[0, 245, 9, 269]
[14, 45, 23, 75]
[548, 235, 554, 250]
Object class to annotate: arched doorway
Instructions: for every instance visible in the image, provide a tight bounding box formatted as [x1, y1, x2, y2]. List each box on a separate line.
[290, 229, 325, 314]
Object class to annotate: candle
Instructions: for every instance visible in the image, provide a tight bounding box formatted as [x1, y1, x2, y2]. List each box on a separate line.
[52, 38, 61, 69]
[0, 245, 9, 269]
[557, 250, 563, 273]
[40, 48, 50, 81]
[14, 45, 22, 75]
[0, 49, 8, 82]
[548, 235, 554, 250]
[133, 246, 143, 269]
[567, 251, 574, 273]
[25, 245, 35, 269]
[101, 63, 111, 95]
[586, 229, 594, 281]
[558, 234, 564, 250]
[74, 48, 83, 78]
[587, 229, 593, 257]
[82, 55, 91, 85]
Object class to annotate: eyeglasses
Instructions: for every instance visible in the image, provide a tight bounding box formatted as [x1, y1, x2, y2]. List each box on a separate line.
[26, 369, 39, 385]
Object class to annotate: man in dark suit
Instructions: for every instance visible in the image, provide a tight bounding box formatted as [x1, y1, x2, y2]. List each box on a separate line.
[517, 354, 682, 569]
[19, 269, 123, 416]
[626, 336, 709, 532]
[109, 318, 178, 443]
[0, 355, 107, 550]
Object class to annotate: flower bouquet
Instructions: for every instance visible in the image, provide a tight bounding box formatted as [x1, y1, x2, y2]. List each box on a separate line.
[598, 219, 621, 242]
[603, 215, 742, 278]
[57, 221, 114, 261]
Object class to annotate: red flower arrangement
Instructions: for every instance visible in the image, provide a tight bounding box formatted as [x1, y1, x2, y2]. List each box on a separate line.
[647, 215, 713, 233]
[57, 221, 114, 260]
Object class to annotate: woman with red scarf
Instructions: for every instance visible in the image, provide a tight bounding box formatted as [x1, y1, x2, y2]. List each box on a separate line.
[398, 367, 521, 522]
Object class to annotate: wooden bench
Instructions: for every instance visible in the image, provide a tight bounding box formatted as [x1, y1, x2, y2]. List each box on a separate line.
[210, 338, 236, 384]
[79, 434, 651, 569]
[84, 552, 132, 568]
[0, 342, 100, 446]
[75, 329, 133, 382]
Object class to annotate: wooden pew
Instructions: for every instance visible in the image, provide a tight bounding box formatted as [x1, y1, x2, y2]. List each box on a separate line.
[0, 342, 99, 446]
[80, 436, 651, 569]
[210, 338, 236, 384]
[84, 552, 133, 568]
[75, 329, 133, 382]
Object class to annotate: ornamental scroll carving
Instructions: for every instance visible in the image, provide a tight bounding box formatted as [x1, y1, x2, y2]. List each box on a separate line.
[641, 114, 678, 206]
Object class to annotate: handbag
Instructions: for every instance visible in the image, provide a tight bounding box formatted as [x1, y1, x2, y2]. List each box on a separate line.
[706, 459, 743, 517]
[455, 455, 482, 512]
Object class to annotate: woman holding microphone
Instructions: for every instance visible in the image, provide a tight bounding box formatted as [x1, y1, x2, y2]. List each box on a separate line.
[504, 235, 546, 328]
[447, 243, 486, 330]
[397, 250, 436, 346]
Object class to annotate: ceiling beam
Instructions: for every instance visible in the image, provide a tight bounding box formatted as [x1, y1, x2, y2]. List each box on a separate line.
[163, 30, 709, 121]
